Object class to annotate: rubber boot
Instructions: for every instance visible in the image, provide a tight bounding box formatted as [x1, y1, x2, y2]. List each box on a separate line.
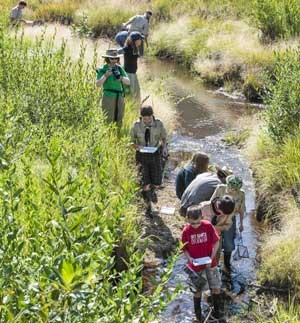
[144, 191, 153, 218]
[224, 252, 232, 273]
[193, 296, 202, 322]
[150, 188, 158, 204]
[212, 294, 225, 321]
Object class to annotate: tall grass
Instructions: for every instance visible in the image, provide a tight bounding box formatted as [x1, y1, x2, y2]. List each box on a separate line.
[0, 19, 174, 321]
[263, 49, 300, 142]
[252, 0, 300, 40]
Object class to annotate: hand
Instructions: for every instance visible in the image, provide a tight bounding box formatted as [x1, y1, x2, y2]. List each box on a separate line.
[133, 144, 141, 151]
[162, 146, 168, 158]
[105, 70, 112, 77]
[239, 223, 244, 232]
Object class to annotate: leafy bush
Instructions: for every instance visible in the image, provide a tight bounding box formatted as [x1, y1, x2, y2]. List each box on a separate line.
[252, 0, 300, 40]
[263, 49, 300, 142]
[0, 20, 175, 322]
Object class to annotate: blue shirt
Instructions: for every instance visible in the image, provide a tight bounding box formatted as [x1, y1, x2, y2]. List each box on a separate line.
[176, 163, 197, 199]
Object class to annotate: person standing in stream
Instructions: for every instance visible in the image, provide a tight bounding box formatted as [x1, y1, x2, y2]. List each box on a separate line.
[96, 49, 130, 127]
[211, 175, 245, 273]
[182, 205, 225, 322]
[130, 106, 168, 218]
[118, 32, 144, 102]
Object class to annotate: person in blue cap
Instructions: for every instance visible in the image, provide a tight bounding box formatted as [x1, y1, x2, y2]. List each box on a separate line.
[118, 31, 144, 102]
[115, 30, 128, 47]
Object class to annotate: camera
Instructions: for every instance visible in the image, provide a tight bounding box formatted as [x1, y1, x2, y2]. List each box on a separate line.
[111, 66, 121, 80]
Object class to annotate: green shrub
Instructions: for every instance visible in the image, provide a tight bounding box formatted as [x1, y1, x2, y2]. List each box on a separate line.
[0, 20, 175, 322]
[263, 49, 300, 142]
[252, 0, 300, 40]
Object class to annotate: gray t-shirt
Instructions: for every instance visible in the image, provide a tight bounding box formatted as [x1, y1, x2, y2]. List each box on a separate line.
[10, 6, 23, 21]
[180, 172, 221, 210]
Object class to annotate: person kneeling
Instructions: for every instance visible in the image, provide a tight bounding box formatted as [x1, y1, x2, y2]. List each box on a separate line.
[182, 206, 225, 322]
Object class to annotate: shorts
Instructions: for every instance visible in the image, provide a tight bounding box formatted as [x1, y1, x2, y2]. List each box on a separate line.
[185, 266, 221, 292]
[136, 151, 162, 186]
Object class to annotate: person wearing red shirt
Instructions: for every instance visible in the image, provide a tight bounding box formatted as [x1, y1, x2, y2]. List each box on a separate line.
[182, 205, 224, 322]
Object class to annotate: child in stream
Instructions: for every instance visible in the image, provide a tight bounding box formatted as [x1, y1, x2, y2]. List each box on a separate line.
[182, 205, 227, 322]
[211, 175, 245, 273]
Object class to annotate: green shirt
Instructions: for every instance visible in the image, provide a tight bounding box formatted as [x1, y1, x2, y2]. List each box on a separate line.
[97, 64, 127, 98]
[130, 118, 167, 147]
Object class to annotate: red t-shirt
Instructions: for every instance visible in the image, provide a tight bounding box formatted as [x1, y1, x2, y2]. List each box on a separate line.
[182, 220, 220, 272]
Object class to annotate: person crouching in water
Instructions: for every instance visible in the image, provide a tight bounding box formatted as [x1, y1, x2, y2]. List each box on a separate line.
[130, 106, 168, 218]
[96, 49, 130, 127]
[118, 32, 144, 102]
[211, 175, 245, 273]
[175, 152, 210, 200]
[182, 205, 223, 322]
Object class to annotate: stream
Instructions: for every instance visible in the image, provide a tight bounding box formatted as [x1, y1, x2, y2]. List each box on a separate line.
[143, 59, 261, 322]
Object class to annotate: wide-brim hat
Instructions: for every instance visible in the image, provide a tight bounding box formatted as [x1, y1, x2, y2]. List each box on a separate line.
[102, 49, 122, 59]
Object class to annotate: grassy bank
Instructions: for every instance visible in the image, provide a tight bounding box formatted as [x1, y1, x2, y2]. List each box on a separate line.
[0, 17, 174, 321]
[243, 46, 300, 320]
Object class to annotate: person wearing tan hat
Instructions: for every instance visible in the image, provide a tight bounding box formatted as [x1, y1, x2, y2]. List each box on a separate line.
[96, 49, 130, 127]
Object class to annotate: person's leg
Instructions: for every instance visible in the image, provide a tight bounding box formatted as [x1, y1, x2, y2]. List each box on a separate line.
[223, 216, 236, 272]
[193, 291, 202, 321]
[206, 267, 224, 319]
[116, 96, 125, 127]
[149, 154, 162, 204]
[101, 95, 115, 123]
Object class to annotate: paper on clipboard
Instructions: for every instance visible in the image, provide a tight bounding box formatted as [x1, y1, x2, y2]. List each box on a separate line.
[160, 206, 176, 215]
[140, 146, 158, 153]
[192, 257, 212, 266]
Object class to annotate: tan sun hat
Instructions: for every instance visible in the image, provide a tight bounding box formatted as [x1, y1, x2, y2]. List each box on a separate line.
[102, 49, 122, 59]
[215, 165, 233, 178]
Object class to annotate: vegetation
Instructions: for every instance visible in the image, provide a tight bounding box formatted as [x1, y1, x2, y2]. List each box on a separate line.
[252, 0, 300, 40]
[0, 19, 175, 321]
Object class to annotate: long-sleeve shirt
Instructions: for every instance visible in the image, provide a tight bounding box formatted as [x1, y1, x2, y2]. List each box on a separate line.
[175, 163, 197, 199]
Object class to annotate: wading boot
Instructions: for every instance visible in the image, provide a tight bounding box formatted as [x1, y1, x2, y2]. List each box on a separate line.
[212, 294, 226, 322]
[193, 296, 202, 322]
[223, 252, 232, 274]
[145, 191, 154, 218]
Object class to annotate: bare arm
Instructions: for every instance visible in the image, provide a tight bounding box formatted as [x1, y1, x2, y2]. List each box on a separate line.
[183, 250, 193, 263]
[96, 70, 112, 87]
[121, 75, 130, 86]
[211, 240, 220, 260]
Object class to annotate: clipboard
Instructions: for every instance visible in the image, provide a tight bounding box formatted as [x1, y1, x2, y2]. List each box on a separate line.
[139, 146, 158, 153]
[192, 257, 212, 266]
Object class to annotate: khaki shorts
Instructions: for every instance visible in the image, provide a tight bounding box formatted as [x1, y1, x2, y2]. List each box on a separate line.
[186, 266, 221, 292]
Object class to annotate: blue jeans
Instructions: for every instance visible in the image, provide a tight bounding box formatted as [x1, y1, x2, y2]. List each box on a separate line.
[222, 216, 236, 253]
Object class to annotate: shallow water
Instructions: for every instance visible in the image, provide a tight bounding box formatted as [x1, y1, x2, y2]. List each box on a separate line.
[144, 59, 261, 322]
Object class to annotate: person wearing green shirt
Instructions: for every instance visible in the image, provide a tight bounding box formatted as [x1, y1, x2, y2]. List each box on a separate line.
[96, 49, 130, 127]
